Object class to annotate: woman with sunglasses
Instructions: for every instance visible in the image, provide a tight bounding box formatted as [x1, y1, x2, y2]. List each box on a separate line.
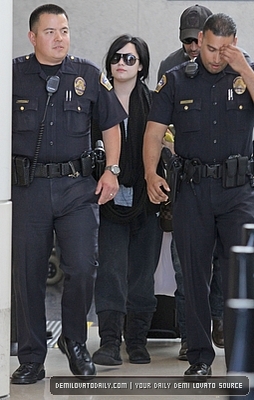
[92, 34, 163, 366]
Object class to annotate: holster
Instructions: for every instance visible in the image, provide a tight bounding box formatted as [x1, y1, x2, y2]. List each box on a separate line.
[92, 142, 106, 181]
[160, 147, 183, 204]
[183, 158, 202, 184]
[158, 147, 183, 232]
[81, 144, 106, 181]
[12, 155, 30, 186]
[222, 155, 249, 188]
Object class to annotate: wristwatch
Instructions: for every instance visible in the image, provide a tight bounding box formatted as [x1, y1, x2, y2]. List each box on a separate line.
[105, 165, 121, 176]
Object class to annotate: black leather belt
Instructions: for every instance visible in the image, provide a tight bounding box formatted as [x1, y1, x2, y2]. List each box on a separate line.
[201, 164, 222, 179]
[34, 159, 81, 178]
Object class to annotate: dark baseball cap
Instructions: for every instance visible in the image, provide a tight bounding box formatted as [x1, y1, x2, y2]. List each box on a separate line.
[179, 4, 212, 42]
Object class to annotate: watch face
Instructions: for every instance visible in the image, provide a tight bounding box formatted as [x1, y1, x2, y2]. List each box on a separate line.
[105, 165, 120, 175]
[112, 165, 120, 175]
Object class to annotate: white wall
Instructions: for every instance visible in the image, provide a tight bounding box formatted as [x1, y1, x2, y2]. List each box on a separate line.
[13, 1, 254, 89]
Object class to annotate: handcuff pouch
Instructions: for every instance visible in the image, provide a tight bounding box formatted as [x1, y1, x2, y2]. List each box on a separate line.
[12, 155, 30, 186]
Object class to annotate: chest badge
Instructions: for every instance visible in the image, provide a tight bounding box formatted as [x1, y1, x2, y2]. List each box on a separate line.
[233, 76, 246, 95]
[74, 77, 86, 96]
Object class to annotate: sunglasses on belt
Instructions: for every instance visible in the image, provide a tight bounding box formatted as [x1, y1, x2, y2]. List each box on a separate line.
[181, 38, 198, 45]
[110, 53, 139, 66]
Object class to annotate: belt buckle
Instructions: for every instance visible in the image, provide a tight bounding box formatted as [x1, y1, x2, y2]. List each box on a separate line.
[205, 164, 220, 179]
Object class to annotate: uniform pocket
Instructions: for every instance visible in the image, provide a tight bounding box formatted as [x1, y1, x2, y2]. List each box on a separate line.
[64, 99, 91, 136]
[13, 97, 38, 132]
[226, 99, 253, 132]
[175, 98, 201, 133]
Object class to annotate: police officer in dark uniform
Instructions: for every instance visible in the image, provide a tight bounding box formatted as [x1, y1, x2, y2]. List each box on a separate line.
[157, 5, 253, 360]
[11, 4, 126, 384]
[143, 13, 254, 381]
[157, 4, 227, 360]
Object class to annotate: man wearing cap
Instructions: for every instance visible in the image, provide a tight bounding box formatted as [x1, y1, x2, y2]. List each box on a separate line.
[158, 4, 212, 79]
[157, 5, 225, 361]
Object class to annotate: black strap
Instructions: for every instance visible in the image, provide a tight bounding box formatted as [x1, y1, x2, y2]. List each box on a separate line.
[34, 159, 81, 178]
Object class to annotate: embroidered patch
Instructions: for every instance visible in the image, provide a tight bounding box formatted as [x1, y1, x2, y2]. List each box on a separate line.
[100, 73, 112, 91]
[155, 75, 167, 93]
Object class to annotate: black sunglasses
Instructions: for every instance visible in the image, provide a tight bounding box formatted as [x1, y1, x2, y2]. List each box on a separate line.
[110, 53, 139, 66]
[182, 38, 198, 45]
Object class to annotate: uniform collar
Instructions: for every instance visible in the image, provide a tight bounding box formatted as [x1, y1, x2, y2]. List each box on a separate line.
[23, 53, 77, 75]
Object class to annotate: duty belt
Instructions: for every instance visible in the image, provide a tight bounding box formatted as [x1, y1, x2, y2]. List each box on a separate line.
[201, 164, 222, 179]
[34, 159, 81, 178]
[182, 155, 253, 189]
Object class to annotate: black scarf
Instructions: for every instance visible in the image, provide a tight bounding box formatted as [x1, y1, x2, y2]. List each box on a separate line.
[93, 80, 155, 224]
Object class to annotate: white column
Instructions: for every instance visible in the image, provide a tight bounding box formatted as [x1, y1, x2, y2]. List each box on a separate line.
[0, 0, 13, 396]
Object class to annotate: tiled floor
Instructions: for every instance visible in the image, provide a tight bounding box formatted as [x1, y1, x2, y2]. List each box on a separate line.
[9, 327, 227, 400]
[8, 275, 229, 400]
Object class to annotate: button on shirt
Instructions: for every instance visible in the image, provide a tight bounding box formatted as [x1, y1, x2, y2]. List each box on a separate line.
[12, 54, 126, 163]
[149, 55, 254, 164]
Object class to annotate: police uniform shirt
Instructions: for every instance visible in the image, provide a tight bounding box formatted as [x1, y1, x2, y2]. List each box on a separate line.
[150, 55, 254, 165]
[12, 54, 127, 163]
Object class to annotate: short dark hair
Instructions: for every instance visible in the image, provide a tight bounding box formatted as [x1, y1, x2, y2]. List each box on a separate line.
[203, 13, 237, 38]
[29, 4, 68, 32]
[105, 34, 150, 82]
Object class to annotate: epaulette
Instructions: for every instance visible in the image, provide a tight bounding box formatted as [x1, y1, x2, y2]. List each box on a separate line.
[13, 53, 34, 64]
[68, 55, 81, 63]
[67, 55, 98, 69]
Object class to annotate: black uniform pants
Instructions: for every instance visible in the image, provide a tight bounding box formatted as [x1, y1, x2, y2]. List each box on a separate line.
[12, 175, 99, 364]
[173, 177, 254, 367]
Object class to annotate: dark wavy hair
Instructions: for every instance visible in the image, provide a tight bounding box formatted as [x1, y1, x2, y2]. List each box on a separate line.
[105, 34, 150, 82]
[29, 4, 68, 32]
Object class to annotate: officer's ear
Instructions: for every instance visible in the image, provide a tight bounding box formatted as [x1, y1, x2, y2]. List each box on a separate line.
[28, 31, 36, 47]
[198, 31, 203, 47]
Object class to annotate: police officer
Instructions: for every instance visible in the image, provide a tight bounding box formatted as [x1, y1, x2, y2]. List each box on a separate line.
[143, 13, 254, 381]
[157, 4, 227, 360]
[157, 5, 253, 360]
[11, 4, 126, 384]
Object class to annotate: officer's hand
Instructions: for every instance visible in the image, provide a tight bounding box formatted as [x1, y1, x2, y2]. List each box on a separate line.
[145, 173, 170, 204]
[95, 170, 119, 205]
[220, 45, 246, 72]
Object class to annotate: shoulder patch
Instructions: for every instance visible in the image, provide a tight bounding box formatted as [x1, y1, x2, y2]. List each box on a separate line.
[100, 73, 113, 91]
[155, 74, 167, 93]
